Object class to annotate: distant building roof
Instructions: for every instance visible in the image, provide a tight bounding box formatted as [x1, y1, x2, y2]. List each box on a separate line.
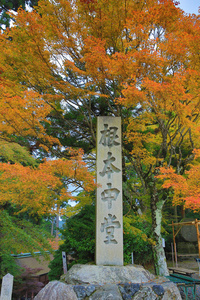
[15, 253, 54, 276]
[10, 237, 61, 276]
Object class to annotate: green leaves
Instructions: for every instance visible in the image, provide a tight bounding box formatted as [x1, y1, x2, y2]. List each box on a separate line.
[0, 209, 53, 278]
[123, 215, 154, 265]
[48, 205, 95, 280]
[0, 141, 37, 166]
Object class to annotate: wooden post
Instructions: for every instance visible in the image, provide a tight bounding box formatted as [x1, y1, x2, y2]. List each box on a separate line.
[174, 242, 178, 268]
[131, 252, 134, 265]
[172, 221, 178, 267]
[62, 252, 67, 274]
[171, 243, 174, 267]
[195, 219, 200, 258]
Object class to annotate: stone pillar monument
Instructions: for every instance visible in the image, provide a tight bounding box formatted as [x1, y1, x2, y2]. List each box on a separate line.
[96, 116, 123, 265]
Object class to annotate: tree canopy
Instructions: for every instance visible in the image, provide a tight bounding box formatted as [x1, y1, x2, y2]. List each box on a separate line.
[0, 0, 38, 28]
[0, 0, 200, 276]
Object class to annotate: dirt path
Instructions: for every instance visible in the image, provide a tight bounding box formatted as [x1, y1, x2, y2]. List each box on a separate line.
[167, 258, 199, 272]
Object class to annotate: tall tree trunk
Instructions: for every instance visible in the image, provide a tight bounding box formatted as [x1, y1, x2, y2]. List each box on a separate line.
[151, 192, 169, 276]
[51, 217, 55, 236]
[174, 205, 178, 223]
[56, 213, 59, 239]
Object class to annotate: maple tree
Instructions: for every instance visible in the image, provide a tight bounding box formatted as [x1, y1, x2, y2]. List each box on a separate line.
[0, 144, 95, 278]
[0, 0, 38, 29]
[158, 151, 200, 211]
[0, 0, 134, 156]
[0, 149, 95, 217]
[78, 0, 200, 274]
[0, 0, 200, 276]
[0, 142, 51, 278]
[0, 209, 52, 277]
[116, 3, 200, 275]
[13, 265, 44, 300]
[115, 4, 200, 274]
[80, 0, 200, 274]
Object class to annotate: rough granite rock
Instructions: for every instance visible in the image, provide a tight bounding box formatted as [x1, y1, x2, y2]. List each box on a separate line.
[161, 281, 182, 300]
[152, 284, 165, 296]
[34, 264, 182, 300]
[88, 284, 122, 300]
[133, 286, 158, 300]
[73, 285, 96, 299]
[118, 283, 140, 299]
[62, 264, 155, 285]
[34, 280, 182, 300]
[34, 281, 78, 300]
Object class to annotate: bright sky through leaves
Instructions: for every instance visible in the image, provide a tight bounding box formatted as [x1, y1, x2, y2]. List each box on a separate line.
[178, 0, 199, 14]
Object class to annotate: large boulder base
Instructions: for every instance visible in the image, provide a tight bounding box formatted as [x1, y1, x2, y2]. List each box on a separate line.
[34, 281, 77, 300]
[34, 264, 182, 300]
[61, 264, 154, 285]
[34, 280, 182, 300]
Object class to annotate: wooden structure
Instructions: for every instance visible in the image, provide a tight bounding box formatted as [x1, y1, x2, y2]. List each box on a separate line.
[13, 252, 54, 285]
[166, 273, 200, 299]
[170, 219, 200, 267]
[168, 267, 196, 277]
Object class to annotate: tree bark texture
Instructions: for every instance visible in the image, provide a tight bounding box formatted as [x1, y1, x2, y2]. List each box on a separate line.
[150, 191, 169, 276]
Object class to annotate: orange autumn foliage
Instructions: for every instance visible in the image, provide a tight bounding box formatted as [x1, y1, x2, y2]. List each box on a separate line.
[0, 0, 145, 148]
[0, 149, 96, 216]
[0, 1, 200, 212]
[158, 164, 200, 211]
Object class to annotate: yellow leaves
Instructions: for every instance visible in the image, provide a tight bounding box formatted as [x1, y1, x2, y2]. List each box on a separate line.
[123, 215, 155, 246]
[79, 0, 129, 48]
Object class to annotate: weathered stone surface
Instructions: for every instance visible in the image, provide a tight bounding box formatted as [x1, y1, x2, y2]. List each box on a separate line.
[161, 281, 182, 300]
[152, 284, 165, 296]
[118, 287, 132, 300]
[34, 280, 181, 300]
[33, 281, 77, 300]
[180, 219, 197, 242]
[89, 284, 122, 300]
[118, 283, 140, 299]
[62, 264, 155, 285]
[132, 286, 157, 300]
[124, 283, 140, 295]
[0, 273, 14, 300]
[73, 285, 96, 299]
[34, 264, 182, 300]
[74, 285, 87, 299]
[85, 285, 96, 296]
[96, 116, 123, 266]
